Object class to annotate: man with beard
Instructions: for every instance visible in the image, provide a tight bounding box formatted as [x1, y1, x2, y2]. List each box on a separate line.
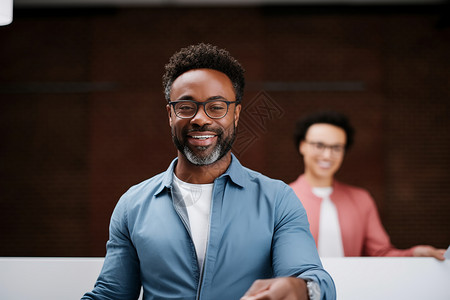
[82, 43, 335, 300]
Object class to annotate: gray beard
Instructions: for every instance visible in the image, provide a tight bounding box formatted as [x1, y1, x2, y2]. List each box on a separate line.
[183, 144, 222, 166]
[172, 125, 236, 166]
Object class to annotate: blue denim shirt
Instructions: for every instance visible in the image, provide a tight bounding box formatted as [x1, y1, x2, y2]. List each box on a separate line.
[82, 154, 336, 300]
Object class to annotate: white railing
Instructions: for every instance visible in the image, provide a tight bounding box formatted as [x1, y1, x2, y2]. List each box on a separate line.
[0, 257, 449, 300]
[321, 257, 450, 300]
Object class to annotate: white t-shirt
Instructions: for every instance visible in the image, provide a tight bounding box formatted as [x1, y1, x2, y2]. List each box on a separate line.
[312, 186, 344, 257]
[172, 174, 213, 270]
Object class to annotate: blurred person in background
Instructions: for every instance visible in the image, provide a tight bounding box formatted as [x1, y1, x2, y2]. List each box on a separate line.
[289, 110, 445, 260]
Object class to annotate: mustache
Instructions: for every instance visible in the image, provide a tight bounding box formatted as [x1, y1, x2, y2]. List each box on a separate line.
[185, 125, 223, 135]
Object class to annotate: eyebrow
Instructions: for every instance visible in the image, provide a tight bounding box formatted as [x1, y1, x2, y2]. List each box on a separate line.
[176, 95, 228, 101]
[307, 141, 346, 146]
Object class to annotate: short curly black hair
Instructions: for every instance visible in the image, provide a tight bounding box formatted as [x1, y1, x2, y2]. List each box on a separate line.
[293, 110, 355, 151]
[162, 43, 245, 103]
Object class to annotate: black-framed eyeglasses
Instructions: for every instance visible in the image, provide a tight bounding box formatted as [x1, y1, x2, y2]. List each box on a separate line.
[168, 99, 240, 119]
[305, 141, 345, 156]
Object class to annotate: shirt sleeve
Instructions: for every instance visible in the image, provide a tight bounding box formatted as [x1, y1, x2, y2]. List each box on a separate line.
[362, 191, 415, 257]
[272, 184, 336, 300]
[81, 194, 141, 300]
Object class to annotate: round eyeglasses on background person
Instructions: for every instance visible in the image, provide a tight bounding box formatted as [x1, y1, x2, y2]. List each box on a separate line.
[168, 99, 240, 119]
[304, 141, 345, 156]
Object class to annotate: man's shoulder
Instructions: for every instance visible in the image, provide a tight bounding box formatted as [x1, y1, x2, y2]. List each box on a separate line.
[123, 158, 176, 198]
[125, 171, 167, 196]
[120, 171, 171, 204]
[228, 154, 287, 189]
[240, 165, 288, 189]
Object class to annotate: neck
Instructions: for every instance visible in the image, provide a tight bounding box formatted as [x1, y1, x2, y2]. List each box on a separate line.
[304, 172, 333, 188]
[175, 152, 232, 184]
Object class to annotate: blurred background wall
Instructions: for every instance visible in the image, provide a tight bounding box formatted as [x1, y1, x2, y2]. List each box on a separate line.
[0, 1, 449, 257]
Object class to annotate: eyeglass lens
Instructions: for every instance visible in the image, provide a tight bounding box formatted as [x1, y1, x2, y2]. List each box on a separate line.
[173, 101, 229, 119]
[309, 142, 344, 154]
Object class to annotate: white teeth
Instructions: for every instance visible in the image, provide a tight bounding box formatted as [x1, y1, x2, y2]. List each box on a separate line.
[192, 135, 214, 140]
[318, 161, 331, 168]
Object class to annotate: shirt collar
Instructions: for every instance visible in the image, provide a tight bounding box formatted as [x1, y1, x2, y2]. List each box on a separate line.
[156, 153, 245, 196]
[219, 153, 245, 188]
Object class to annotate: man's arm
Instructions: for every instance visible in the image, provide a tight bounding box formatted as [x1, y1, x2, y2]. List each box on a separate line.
[244, 184, 336, 300]
[82, 195, 141, 300]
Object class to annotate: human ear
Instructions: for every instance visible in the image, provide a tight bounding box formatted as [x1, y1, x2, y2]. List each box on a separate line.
[166, 104, 173, 127]
[299, 141, 306, 155]
[234, 103, 242, 127]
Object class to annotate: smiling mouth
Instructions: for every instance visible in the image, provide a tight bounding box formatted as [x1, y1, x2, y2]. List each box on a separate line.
[190, 135, 215, 140]
[318, 161, 332, 168]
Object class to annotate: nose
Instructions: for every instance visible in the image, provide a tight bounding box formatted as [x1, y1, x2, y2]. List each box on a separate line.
[190, 105, 212, 127]
[321, 147, 333, 158]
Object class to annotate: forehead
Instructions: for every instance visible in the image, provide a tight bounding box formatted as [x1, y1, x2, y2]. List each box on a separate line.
[306, 123, 347, 144]
[170, 69, 235, 100]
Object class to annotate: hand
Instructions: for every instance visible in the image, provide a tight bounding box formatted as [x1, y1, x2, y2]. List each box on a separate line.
[240, 277, 309, 300]
[413, 245, 446, 261]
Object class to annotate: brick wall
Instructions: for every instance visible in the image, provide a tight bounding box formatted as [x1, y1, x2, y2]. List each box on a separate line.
[0, 5, 448, 256]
